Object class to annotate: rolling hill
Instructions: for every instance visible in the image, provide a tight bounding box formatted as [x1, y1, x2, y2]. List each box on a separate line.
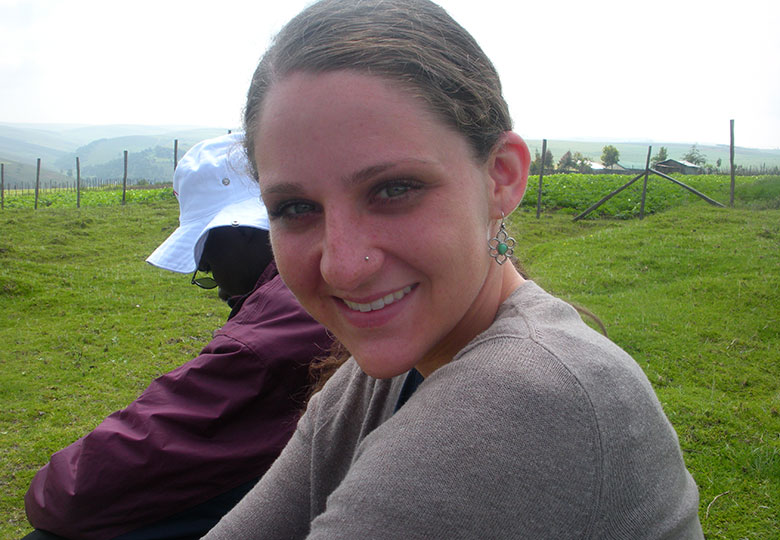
[1, 124, 232, 187]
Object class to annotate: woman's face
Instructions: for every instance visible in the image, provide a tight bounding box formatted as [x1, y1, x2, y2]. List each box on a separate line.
[254, 71, 508, 378]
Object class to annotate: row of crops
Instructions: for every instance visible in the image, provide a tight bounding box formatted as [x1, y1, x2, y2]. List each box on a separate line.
[0, 185, 175, 209]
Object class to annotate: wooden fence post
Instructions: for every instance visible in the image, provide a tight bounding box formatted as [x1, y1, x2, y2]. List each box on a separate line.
[35, 158, 41, 210]
[639, 146, 652, 220]
[1, 163, 4, 210]
[76, 157, 81, 208]
[729, 119, 735, 207]
[122, 150, 128, 205]
[536, 139, 547, 219]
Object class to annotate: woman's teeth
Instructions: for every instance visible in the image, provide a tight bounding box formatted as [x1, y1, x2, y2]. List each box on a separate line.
[344, 286, 412, 313]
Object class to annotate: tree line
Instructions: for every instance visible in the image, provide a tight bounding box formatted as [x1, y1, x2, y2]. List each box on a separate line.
[530, 144, 780, 175]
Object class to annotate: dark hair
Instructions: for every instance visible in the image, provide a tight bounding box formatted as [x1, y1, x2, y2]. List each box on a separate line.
[243, 0, 512, 179]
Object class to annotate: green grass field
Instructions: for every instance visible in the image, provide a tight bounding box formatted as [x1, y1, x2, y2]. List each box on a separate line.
[1, 177, 778, 538]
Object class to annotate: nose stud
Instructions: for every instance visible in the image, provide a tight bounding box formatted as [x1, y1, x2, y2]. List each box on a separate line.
[364, 256, 370, 262]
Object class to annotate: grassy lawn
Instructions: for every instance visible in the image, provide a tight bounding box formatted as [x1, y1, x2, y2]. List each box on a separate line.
[1, 176, 778, 538]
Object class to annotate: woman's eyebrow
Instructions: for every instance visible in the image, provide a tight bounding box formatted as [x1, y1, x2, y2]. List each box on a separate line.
[343, 159, 434, 187]
[261, 182, 303, 197]
[261, 159, 434, 196]
[343, 163, 396, 187]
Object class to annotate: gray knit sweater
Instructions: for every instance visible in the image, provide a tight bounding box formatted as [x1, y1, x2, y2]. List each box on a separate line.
[203, 281, 703, 539]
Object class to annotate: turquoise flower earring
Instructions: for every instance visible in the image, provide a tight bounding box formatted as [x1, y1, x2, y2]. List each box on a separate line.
[488, 212, 515, 265]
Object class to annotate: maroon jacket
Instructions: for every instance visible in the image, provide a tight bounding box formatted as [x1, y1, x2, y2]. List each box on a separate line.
[25, 262, 331, 540]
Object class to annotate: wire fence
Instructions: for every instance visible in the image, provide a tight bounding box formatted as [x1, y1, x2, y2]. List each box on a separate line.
[0, 132, 239, 210]
[1, 141, 183, 210]
[0, 182, 175, 210]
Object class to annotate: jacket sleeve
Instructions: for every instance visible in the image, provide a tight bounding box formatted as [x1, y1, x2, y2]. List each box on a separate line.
[201, 388, 321, 540]
[24, 277, 331, 540]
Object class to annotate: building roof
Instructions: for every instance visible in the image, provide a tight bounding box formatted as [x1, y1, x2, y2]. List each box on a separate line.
[656, 158, 702, 169]
[590, 161, 627, 171]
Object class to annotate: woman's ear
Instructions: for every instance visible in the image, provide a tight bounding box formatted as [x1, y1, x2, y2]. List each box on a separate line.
[487, 131, 530, 216]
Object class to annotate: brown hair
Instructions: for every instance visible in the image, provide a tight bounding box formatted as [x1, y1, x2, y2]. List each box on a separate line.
[243, 0, 512, 180]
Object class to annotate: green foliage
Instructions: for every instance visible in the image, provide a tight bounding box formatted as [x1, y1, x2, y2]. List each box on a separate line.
[601, 144, 620, 167]
[529, 148, 554, 175]
[733, 175, 780, 209]
[2, 186, 174, 209]
[572, 152, 593, 173]
[558, 150, 575, 171]
[80, 146, 179, 182]
[523, 173, 780, 218]
[651, 146, 668, 165]
[683, 144, 708, 166]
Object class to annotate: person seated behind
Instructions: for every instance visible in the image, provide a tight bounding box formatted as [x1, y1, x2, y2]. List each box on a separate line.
[23, 133, 332, 540]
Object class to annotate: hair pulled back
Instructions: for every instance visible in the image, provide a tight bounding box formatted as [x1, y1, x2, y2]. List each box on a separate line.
[243, 0, 512, 179]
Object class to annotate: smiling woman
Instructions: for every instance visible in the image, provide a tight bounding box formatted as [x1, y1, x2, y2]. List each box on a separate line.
[255, 70, 523, 379]
[203, 0, 705, 538]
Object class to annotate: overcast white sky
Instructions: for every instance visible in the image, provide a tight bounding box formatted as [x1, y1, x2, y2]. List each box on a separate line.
[1, 0, 778, 148]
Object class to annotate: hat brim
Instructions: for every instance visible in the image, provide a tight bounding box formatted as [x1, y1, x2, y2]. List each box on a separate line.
[192, 198, 270, 270]
[146, 218, 211, 273]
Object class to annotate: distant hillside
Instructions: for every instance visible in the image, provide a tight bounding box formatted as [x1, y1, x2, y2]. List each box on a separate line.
[56, 125, 228, 147]
[0, 123, 231, 148]
[79, 146, 182, 182]
[0, 124, 79, 153]
[0, 131, 69, 166]
[53, 136, 193, 171]
[0, 123, 232, 186]
[0, 159, 71, 189]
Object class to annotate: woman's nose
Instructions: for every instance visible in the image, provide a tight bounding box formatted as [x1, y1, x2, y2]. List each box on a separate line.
[319, 215, 381, 291]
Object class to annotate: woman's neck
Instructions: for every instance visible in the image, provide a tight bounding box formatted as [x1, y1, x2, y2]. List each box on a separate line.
[415, 263, 525, 378]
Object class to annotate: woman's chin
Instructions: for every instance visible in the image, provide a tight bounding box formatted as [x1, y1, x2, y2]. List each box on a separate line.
[352, 350, 419, 380]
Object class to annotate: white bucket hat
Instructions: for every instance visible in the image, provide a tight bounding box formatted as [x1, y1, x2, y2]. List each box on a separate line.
[146, 132, 269, 273]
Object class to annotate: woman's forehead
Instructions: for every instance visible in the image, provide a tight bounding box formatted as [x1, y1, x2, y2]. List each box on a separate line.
[258, 71, 427, 129]
[253, 71, 470, 180]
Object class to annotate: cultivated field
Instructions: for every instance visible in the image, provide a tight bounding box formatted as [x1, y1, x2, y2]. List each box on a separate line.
[1, 175, 778, 538]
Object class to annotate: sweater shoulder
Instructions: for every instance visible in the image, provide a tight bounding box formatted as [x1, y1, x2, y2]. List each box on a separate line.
[455, 281, 652, 406]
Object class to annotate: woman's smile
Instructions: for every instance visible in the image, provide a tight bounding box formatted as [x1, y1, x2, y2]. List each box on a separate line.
[341, 285, 414, 313]
[333, 284, 418, 331]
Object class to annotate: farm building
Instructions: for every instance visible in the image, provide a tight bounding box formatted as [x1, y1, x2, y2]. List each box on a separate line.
[654, 159, 702, 175]
[589, 161, 628, 172]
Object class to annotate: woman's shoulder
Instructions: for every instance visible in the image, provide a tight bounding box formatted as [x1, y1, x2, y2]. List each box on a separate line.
[453, 281, 651, 399]
[433, 280, 675, 455]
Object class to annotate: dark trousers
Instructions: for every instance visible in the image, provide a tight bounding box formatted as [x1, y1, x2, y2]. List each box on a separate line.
[21, 478, 257, 540]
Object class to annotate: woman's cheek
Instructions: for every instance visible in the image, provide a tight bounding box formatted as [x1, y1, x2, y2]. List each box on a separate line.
[271, 231, 317, 294]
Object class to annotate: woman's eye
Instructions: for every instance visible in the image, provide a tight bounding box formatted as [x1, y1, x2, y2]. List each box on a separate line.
[375, 181, 418, 200]
[271, 200, 319, 219]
